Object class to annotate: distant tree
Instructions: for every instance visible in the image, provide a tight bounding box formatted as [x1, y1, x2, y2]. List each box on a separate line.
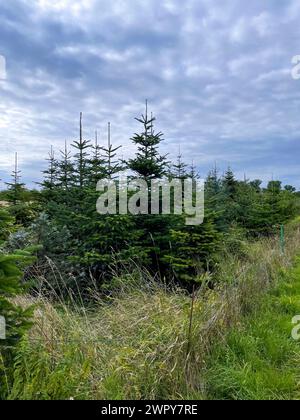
[172, 146, 188, 179]
[189, 160, 200, 180]
[5, 153, 26, 205]
[267, 180, 282, 195]
[284, 185, 296, 193]
[5, 153, 38, 226]
[249, 179, 262, 193]
[206, 165, 221, 200]
[205, 166, 224, 230]
[222, 167, 238, 199]
[40, 146, 59, 195]
[58, 141, 74, 190]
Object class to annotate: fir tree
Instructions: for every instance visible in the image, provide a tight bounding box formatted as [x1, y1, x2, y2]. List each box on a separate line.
[88, 130, 106, 185]
[249, 179, 262, 193]
[5, 154, 36, 226]
[102, 123, 123, 179]
[127, 102, 168, 181]
[5, 153, 26, 205]
[222, 167, 238, 199]
[284, 185, 296, 193]
[126, 104, 171, 273]
[163, 211, 222, 284]
[71, 113, 92, 188]
[172, 146, 188, 179]
[0, 209, 34, 398]
[0, 208, 14, 242]
[206, 165, 220, 199]
[189, 160, 200, 180]
[58, 141, 74, 190]
[41, 146, 58, 192]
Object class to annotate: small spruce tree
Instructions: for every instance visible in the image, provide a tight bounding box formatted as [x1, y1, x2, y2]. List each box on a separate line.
[58, 141, 74, 190]
[0, 209, 34, 398]
[5, 153, 26, 205]
[172, 146, 188, 180]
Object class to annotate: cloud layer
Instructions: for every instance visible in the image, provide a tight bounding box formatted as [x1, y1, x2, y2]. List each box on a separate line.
[0, 0, 300, 188]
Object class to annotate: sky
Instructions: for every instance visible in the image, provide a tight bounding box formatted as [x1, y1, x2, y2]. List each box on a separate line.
[0, 0, 300, 189]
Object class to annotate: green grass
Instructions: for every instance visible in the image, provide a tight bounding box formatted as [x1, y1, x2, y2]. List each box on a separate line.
[203, 261, 300, 400]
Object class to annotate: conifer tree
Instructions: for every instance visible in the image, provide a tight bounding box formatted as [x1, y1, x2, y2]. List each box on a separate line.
[5, 153, 26, 205]
[189, 160, 200, 180]
[71, 113, 92, 188]
[58, 141, 74, 190]
[261, 181, 296, 231]
[0, 208, 14, 242]
[126, 104, 175, 273]
[216, 167, 240, 230]
[284, 185, 296, 193]
[206, 165, 221, 199]
[5, 154, 36, 226]
[172, 146, 188, 179]
[0, 209, 34, 398]
[250, 179, 262, 193]
[41, 146, 58, 192]
[222, 167, 238, 199]
[88, 130, 105, 185]
[102, 122, 123, 179]
[204, 165, 224, 231]
[127, 102, 168, 181]
[163, 212, 222, 284]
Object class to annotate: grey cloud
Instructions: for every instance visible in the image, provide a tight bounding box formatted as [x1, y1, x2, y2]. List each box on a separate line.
[0, 0, 299, 188]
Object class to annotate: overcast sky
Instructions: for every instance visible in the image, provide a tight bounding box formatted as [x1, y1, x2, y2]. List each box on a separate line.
[0, 0, 300, 188]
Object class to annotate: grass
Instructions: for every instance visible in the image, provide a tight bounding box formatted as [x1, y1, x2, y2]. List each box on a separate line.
[9, 278, 198, 400]
[203, 261, 300, 400]
[3, 222, 300, 400]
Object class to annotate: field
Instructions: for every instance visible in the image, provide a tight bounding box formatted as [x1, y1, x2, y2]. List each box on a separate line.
[2, 219, 300, 400]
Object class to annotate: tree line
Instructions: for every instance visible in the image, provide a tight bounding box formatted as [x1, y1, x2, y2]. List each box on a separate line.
[0, 106, 299, 292]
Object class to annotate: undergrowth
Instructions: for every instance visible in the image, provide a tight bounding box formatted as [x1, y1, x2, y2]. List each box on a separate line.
[4, 222, 300, 400]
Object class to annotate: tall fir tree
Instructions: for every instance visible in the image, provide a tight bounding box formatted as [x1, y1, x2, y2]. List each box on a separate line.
[127, 101, 168, 181]
[71, 113, 92, 189]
